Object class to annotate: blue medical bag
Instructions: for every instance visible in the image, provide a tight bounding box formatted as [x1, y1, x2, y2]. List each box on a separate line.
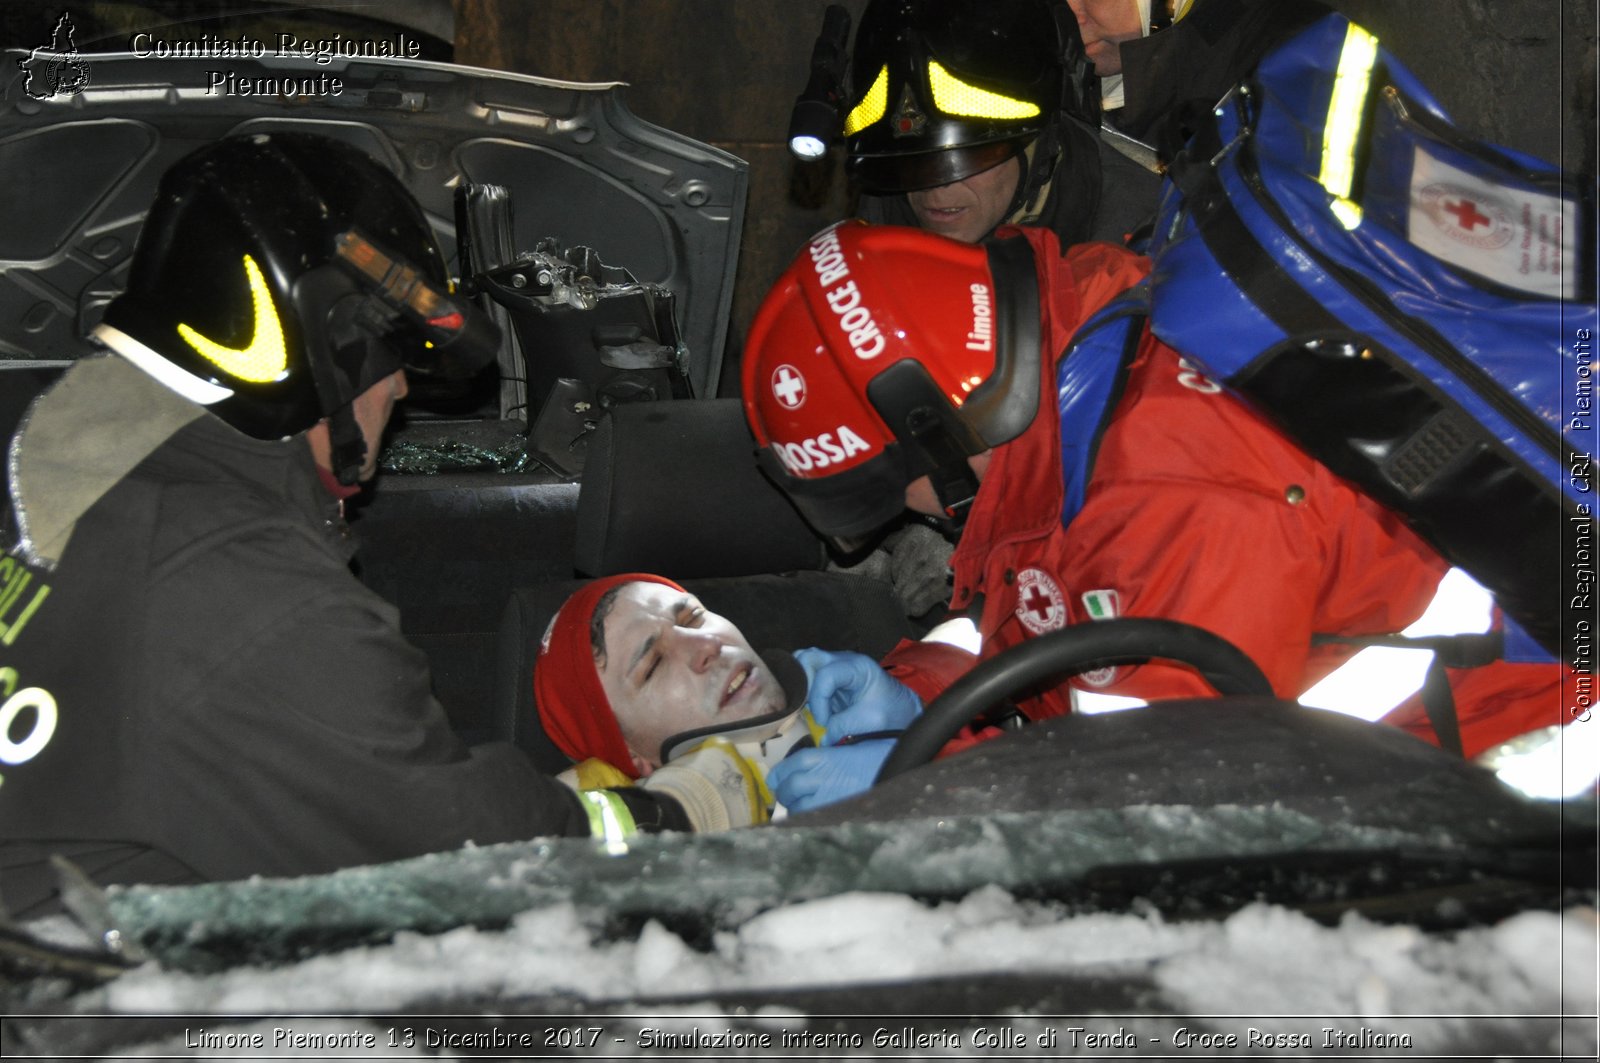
[1144, 13, 1595, 663]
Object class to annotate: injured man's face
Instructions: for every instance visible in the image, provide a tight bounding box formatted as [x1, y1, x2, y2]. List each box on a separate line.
[596, 581, 789, 771]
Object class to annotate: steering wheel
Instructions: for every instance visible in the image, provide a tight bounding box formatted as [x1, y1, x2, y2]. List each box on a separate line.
[874, 618, 1272, 783]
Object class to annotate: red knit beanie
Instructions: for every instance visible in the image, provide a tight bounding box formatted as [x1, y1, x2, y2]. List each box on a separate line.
[532, 572, 686, 778]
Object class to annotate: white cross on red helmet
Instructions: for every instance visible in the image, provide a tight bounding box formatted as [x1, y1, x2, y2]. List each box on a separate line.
[771, 364, 807, 409]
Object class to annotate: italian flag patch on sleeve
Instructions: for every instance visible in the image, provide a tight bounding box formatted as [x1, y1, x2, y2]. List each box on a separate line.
[1081, 589, 1121, 621]
[1078, 589, 1122, 688]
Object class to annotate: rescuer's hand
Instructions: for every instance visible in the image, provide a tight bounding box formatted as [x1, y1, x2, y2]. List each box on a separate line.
[794, 648, 923, 744]
[765, 739, 895, 813]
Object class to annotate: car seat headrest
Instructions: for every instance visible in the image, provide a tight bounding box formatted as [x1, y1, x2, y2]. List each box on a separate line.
[575, 398, 826, 578]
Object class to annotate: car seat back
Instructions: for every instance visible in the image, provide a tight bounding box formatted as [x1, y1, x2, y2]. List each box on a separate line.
[575, 398, 824, 578]
[494, 397, 915, 769]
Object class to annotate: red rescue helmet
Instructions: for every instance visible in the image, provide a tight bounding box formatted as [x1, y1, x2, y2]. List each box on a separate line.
[741, 221, 1040, 544]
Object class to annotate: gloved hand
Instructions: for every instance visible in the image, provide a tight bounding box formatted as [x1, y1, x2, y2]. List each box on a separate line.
[886, 523, 956, 617]
[765, 739, 896, 814]
[793, 647, 923, 745]
[640, 737, 769, 831]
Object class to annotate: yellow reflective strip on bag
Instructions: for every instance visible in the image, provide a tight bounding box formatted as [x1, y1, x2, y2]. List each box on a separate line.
[578, 790, 637, 854]
[844, 65, 890, 134]
[928, 61, 1040, 121]
[1319, 22, 1379, 229]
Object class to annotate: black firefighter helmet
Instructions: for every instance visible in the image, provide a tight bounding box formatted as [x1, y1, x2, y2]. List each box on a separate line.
[843, 0, 1098, 197]
[100, 132, 498, 480]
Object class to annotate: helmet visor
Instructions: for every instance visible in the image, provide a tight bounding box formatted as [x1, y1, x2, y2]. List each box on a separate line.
[331, 229, 500, 382]
[849, 139, 1023, 194]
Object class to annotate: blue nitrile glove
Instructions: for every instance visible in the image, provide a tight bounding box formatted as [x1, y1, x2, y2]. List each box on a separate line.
[793, 647, 923, 745]
[765, 740, 897, 813]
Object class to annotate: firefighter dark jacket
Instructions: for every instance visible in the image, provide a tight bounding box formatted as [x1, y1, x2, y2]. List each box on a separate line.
[0, 353, 603, 914]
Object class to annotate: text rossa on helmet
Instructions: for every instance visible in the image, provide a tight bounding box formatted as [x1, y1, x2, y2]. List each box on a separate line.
[100, 132, 497, 470]
[741, 221, 1040, 546]
[843, 0, 1085, 195]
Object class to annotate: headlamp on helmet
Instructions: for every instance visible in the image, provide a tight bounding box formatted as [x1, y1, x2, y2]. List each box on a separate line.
[788, 4, 853, 160]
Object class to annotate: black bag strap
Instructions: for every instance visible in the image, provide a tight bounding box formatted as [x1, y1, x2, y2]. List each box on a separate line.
[1311, 630, 1504, 757]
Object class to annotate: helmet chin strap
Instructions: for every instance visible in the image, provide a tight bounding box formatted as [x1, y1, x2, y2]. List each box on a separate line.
[910, 406, 982, 533]
[929, 463, 981, 532]
[308, 334, 371, 486]
[325, 404, 368, 486]
[1001, 129, 1060, 228]
[868, 360, 988, 535]
[295, 276, 391, 487]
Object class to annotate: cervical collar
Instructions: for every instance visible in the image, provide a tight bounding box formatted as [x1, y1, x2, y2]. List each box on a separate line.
[658, 650, 822, 769]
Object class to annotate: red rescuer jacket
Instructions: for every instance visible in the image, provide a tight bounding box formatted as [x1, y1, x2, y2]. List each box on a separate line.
[887, 227, 1561, 759]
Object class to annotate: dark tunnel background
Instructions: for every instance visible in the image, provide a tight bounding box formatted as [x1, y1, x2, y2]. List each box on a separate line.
[2, 0, 1594, 352]
[447, 0, 1596, 341]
